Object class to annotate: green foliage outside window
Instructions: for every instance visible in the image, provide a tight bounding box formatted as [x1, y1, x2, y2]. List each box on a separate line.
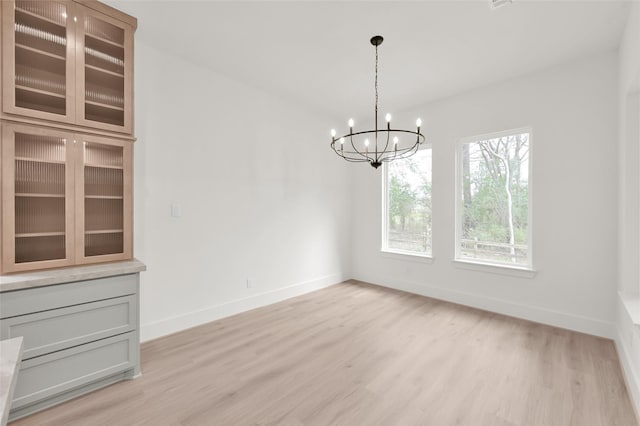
[386, 149, 432, 254]
[460, 133, 530, 265]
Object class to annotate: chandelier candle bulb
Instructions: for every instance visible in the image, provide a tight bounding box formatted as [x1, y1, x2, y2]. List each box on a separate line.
[416, 118, 422, 128]
[329, 35, 425, 169]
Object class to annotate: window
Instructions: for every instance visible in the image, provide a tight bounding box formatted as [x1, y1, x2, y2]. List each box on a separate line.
[456, 129, 531, 268]
[383, 147, 432, 256]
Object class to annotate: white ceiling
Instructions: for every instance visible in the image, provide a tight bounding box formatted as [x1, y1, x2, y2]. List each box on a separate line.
[107, 0, 630, 122]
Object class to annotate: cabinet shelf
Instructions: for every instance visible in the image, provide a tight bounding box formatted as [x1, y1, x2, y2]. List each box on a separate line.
[15, 64, 66, 96]
[85, 64, 123, 78]
[15, 22, 66, 46]
[85, 229, 123, 235]
[85, 46, 123, 68]
[16, 193, 65, 198]
[86, 33, 124, 49]
[15, 87, 65, 115]
[85, 195, 123, 199]
[85, 163, 123, 170]
[16, 231, 65, 238]
[85, 100, 124, 111]
[15, 7, 66, 28]
[15, 84, 65, 99]
[15, 43, 65, 61]
[15, 156, 66, 164]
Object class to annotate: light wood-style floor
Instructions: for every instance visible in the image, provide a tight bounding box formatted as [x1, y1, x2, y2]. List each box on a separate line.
[11, 281, 639, 426]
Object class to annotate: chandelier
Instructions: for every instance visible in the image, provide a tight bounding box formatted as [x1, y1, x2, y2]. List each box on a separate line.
[330, 35, 425, 169]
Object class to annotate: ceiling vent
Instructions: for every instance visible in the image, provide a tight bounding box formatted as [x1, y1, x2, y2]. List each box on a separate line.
[490, 0, 512, 9]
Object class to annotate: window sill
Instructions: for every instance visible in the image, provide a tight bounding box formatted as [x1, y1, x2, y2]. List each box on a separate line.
[381, 250, 434, 264]
[452, 259, 537, 278]
[619, 292, 640, 327]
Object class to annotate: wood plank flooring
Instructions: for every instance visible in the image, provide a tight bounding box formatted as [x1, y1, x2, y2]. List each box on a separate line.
[11, 281, 639, 425]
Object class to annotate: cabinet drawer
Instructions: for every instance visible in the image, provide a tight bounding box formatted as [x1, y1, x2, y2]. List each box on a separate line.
[0, 273, 138, 318]
[12, 332, 136, 409]
[1, 295, 136, 359]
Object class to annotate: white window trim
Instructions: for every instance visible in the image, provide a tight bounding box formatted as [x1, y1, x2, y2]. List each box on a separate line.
[381, 144, 433, 260]
[454, 127, 534, 273]
[452, 259, 536, 278]
[381, 251, 434, 264]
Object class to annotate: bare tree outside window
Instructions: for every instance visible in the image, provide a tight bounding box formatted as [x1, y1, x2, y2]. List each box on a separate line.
[384, 148, 432, 255]
[458, 131, 530, 266]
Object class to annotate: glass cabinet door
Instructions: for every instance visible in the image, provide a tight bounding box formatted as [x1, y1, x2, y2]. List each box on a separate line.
[75, 7, 133, 134]
[1, 123, 75, 273]
[1, 0, 75, 123]
[76, 135, 132, 263]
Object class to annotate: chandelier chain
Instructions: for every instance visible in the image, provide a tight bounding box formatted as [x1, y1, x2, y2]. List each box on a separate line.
[375, 44, 379, 130]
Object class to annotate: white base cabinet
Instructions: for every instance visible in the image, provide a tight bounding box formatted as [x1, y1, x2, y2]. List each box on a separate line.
[0, 267, 142, 421]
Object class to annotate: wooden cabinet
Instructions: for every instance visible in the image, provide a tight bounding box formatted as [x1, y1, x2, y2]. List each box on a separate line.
[1, 122, 132, 273]
[1, 0, 135, 134]
[0, 0, 136, 273]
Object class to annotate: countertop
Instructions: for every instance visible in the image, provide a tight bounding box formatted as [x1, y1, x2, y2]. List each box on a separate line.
[0, 259, 146, 293]
[0, 337, 24, 426]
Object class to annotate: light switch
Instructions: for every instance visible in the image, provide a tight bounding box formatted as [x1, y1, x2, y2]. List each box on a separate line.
[171, 203, 182, 218]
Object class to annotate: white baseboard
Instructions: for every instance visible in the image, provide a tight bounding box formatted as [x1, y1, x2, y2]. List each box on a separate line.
[614, 296, 640, 422]
[141, 273, 347, 342]
[353, 273, 613, 338]
[615, 330, 640, 423]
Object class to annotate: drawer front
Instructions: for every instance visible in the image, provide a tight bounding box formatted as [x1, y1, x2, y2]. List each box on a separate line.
[12, 332, 136, 409]
[1, 295, 137, 360]
[0, 274, 138, 318]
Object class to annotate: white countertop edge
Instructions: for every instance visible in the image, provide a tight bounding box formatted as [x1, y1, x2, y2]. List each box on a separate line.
[0, 259, 146, 293]
[0, 337, 24, 426]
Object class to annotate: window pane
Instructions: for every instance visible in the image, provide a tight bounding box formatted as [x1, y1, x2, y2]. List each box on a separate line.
[459, 132, 530, 266]
[385, 149, 432, 255]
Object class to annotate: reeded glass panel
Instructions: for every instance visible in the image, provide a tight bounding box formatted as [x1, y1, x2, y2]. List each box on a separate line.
[84, 198, 123, 231]
[83, 142, 124, 256]
[14, 132, 67, 263]
[85, 233, 123, 257]
[84, 15, 125, 126]
[14, 0, 67, 115]
[84, 167, 123, 197]
[16, 235, 65, 263]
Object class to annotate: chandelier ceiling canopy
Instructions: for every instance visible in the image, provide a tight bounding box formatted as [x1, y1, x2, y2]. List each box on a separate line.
[330, 35, 425, 169]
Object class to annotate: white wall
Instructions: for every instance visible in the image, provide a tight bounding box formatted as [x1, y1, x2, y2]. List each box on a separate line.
[616, 1, 640, 417]
[351, 52, 619, 338]
[133, 41, 351, 341]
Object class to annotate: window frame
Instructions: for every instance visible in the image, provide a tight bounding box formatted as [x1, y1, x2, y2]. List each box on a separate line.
[381, 144, 433, 260]
[454, 127, 534, 271]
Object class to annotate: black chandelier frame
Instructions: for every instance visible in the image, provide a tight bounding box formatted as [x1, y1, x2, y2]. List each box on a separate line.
[330, 35, 426, 169]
